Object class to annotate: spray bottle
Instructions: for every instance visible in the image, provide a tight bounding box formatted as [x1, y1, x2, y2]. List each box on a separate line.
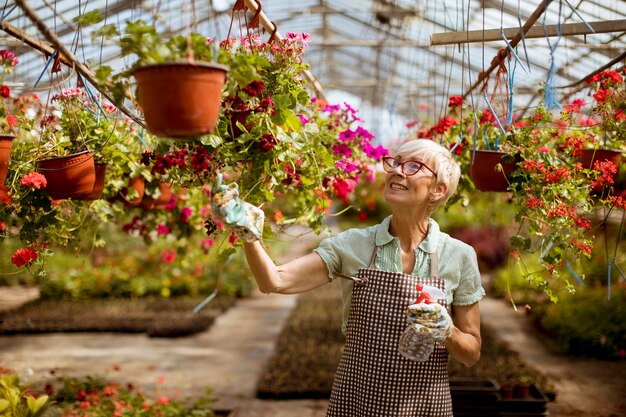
[398, 284, 447, 362]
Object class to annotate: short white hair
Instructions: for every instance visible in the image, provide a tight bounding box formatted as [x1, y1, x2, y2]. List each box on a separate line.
[395, 139, 460, 213]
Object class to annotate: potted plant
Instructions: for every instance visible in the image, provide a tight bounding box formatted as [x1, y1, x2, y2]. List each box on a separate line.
[91, 19, 228, 138]
[576, 69, 625, 184]
[0, 49, 19, 185]
[32, 88, 100, 200]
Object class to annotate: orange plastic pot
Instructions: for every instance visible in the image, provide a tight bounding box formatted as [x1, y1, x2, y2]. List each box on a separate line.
[139, 182, 173, 210]
[118, 176, 145, 207]
[470, 150, 519, 192]
[133, 62, 229, 139]
[578, 149, 622, 170]
[36, 150, 96, 200]
[0, 134, 15, 184]
[81, 162, 107, 200]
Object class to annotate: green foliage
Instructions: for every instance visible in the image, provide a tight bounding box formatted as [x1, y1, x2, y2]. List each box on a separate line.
[536, 284, 626, 360]
[0, 373, 50, 417]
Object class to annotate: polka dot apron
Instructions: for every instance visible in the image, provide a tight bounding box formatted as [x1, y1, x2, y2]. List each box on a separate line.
[327, 248, 452, 417]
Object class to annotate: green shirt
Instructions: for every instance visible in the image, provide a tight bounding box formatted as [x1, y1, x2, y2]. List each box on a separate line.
[314, 216, 485, 333]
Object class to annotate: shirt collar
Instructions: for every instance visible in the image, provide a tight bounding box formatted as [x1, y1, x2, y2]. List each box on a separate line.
[375, 215, 440, 254]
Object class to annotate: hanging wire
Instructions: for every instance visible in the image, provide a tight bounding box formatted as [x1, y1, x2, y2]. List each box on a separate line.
[543, 0, 563, 110]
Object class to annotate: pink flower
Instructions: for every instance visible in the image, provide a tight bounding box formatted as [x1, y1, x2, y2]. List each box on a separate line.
[20, 172, 47, 189]
[180, 207, 192, 223]
[160, 249, 176, 264]
[0, 50, 18, 67]
[6, 115, 17, 126]
[538, 146, 550, 153]
[156, 224, 170, 235]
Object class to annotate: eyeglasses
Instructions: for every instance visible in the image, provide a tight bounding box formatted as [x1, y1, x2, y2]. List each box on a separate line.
[382, 157, 437, 177]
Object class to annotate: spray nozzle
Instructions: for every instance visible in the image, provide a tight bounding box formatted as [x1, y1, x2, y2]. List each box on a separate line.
[413, 284, 446, 304]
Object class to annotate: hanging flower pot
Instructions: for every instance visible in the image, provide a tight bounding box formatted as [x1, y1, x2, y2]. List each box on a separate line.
[133, 62, 229, 139]
[117, 176, 146, 208]
[81, 162, 107, 201]
[578, 149, 622, 171]
[0, 134, 15, 184]
[139, 182, 173, 210]
[36, 150, 96, 200]
[470, 150, 519, 192]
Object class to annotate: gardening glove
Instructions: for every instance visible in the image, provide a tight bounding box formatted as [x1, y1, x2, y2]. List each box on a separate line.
[405, 303, 453, 344]
[211, 173, 264, 242]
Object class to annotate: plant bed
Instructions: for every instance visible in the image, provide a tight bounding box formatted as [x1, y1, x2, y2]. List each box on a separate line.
[0, 296, 236, 336]
[256, 280, 344, 399]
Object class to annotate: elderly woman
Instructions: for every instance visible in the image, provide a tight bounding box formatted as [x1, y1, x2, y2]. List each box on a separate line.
[217, 139, 484, 416]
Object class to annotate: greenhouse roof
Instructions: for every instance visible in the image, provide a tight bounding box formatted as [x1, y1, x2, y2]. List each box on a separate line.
[1, 0, 625, 141]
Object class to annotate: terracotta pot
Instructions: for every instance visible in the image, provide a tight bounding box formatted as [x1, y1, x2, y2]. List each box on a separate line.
[118, 176, 145, 207]
[81, 162, 107, 200]
[470, 150, 519, 192]
[36, 150, 96, 200]
[139, 182, 173, 210]
[578, 149, 622, 170]
[133, 62, 229, 138]
[0, 134, 15, 184]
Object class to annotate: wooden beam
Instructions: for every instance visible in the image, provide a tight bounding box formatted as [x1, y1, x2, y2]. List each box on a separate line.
[431, 19, 626, 46]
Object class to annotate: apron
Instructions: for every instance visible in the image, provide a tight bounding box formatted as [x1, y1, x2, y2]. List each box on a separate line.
[327, 247, 452, 417]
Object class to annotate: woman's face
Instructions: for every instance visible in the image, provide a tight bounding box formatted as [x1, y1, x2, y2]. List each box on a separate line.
[382, 153, 437, 209]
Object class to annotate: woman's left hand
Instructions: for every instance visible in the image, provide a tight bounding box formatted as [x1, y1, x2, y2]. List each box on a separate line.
[406, 303, 453, 344]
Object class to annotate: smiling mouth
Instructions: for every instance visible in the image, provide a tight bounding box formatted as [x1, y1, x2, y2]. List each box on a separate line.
[390, 183, 408, 190]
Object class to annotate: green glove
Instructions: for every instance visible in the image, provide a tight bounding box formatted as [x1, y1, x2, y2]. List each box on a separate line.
[211, 174, 264, 242]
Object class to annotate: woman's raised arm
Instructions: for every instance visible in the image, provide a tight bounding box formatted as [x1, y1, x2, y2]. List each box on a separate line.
[243, 240, 331, 294]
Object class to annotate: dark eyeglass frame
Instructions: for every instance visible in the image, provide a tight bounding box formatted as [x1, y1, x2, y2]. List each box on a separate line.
[382, 156, 437, 177]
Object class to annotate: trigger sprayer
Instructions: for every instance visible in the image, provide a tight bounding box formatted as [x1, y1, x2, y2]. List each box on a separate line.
[399, 284, 446, 362]
[412, 284, 445, 305]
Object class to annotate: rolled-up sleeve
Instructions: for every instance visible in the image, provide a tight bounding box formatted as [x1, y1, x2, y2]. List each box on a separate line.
[452, 245, 485, 306]
[313, 237, 343, 281]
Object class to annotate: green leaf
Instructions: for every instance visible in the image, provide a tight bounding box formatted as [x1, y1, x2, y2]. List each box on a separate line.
[27, 394, 48, 416]
[73, 10, 104, 26]
[217, 247, 237, 264]
[510, 235, 530, 250]
[0, 399, 9, 413]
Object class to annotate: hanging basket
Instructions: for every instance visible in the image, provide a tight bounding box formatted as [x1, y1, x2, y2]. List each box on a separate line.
[133, 62, 229, 139]
[117, 176, 146, 208]
[578, 149, 622, 171]
[139, 182, 173, 210]
[36, 150, 96, 200]
[470, 150, 519, 192]
[0, 134, 15, 185]
[81, 162, 107, 201]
